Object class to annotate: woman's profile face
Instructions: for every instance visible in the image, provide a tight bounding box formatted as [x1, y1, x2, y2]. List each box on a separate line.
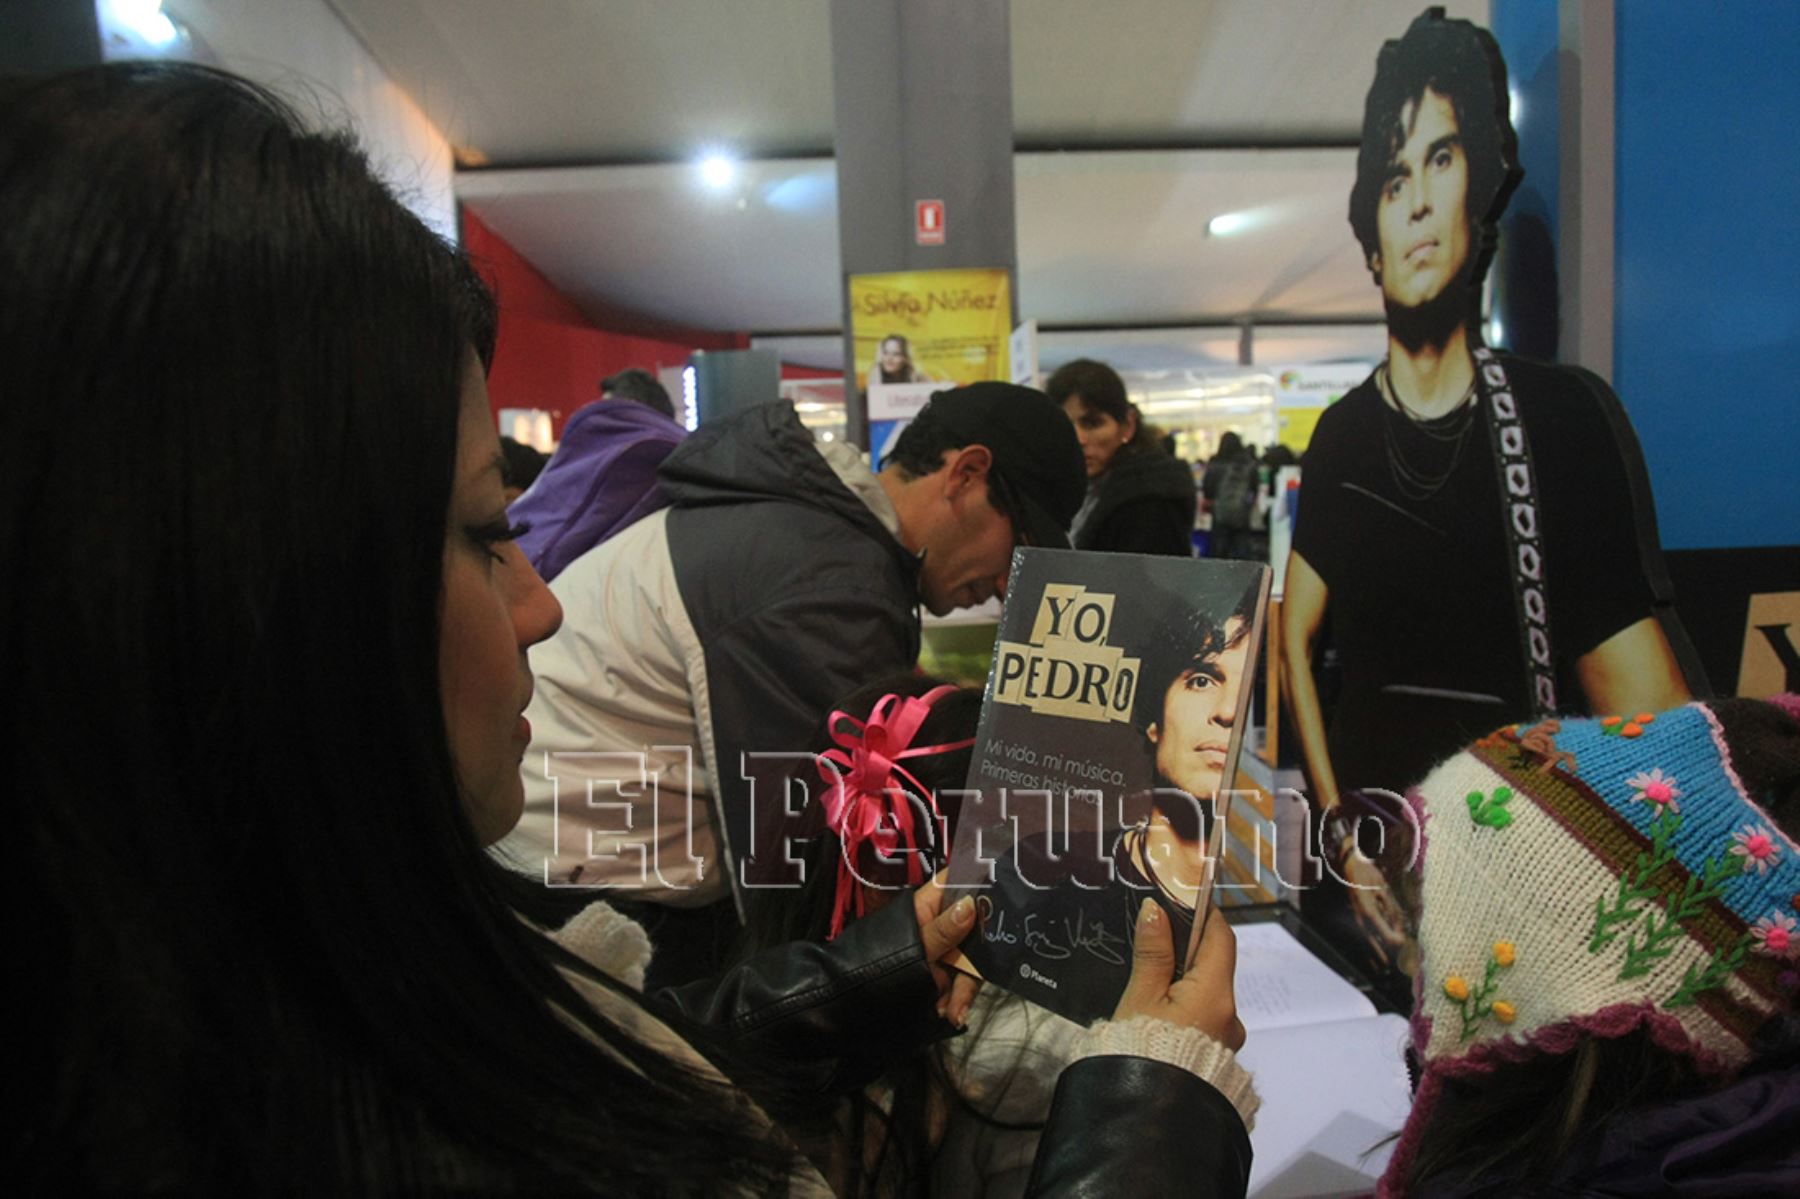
[1061, 396, 1135, 479]
[1146, 617, 1250, 797]
[440, 357, 563, 844]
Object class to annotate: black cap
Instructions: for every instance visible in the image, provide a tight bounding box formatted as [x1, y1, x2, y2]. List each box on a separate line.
[913, 381, 1086, 550]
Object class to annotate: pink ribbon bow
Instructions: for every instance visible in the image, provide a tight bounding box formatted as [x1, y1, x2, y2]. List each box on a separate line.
[815, 685, 973, 939]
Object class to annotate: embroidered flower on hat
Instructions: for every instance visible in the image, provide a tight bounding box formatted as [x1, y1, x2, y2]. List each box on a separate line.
[1729, 824, 1782, 875]
[1751, 912, 1799, 959]
[1599, 712, 1656, 739]
[1465, 787, 1514, 829]
[1394, 699, 1800, 1197]
[1447, 944, 1517, 1041]
[1625, 768, 1682, 814]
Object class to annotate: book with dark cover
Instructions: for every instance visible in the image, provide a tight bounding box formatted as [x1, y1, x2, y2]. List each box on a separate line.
[944, 548, 1270, 1025]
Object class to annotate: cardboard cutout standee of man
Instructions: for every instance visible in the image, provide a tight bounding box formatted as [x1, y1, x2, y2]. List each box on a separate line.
[1281, 8, 1692, 1001]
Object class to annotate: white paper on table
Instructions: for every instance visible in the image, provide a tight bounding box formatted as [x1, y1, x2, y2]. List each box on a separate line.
[1238, 1013, 1414, 1198]
[1232, 921, 1379, 1032]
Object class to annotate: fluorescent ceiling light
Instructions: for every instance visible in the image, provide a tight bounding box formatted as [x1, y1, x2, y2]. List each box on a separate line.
[1206, 211, 1254, 238]
[102, 0, 182, 48]
[698, 152, 738, 191]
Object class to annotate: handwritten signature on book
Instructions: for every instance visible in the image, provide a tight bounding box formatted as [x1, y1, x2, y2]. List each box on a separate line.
[978, 903, 1128, 967]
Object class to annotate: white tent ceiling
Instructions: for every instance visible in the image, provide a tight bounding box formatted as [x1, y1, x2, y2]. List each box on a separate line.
[328, 0, 1491, 369]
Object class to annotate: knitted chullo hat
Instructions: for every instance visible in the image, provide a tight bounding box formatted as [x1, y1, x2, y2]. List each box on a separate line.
[1380, 696, 1800, 1194]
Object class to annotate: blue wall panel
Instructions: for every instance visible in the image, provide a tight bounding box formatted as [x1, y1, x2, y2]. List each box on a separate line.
[1615, 1, 1800, 549]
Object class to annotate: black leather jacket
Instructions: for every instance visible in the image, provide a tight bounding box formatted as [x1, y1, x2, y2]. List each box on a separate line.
[652, 898, 1251, 1197]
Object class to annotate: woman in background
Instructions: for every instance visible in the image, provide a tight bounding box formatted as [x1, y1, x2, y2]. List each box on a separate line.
[1048, 358, 1196, 557]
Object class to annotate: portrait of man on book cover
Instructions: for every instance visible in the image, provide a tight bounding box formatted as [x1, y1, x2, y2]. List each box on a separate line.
[1281, 8, 1695, 1003]
[948, 551, 1269, 1026]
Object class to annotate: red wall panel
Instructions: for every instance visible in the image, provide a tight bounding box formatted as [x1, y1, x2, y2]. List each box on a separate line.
[460, 209, 749, 434]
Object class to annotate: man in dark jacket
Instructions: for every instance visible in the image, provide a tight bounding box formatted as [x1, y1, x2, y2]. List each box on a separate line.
[496, 383, 1084, 981]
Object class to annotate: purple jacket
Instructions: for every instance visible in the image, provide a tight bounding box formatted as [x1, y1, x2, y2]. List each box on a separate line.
[511, 400, 685, 583]
[1415, 1038, 1800, 1197]
[1548, 1055, 1800, 1198]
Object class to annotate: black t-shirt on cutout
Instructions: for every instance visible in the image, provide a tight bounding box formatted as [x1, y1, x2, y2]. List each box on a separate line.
[1293, 355, 1654, 794]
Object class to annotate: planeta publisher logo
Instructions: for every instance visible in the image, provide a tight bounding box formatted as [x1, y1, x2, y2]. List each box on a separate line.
[993, 584, 1140, 723]
[1019, 962, 1059, 989]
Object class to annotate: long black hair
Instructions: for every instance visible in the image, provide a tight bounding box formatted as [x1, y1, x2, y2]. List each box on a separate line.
[3, 63, 787, 1192]
[1347, 9, 1519, 293]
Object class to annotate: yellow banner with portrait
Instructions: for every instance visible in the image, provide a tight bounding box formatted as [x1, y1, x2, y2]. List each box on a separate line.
[849, 269, 1012, 392]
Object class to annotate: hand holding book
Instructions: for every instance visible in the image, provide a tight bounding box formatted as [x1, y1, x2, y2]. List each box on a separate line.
[913, 874, 982, 1027]
[1114, 899, 1245, 1050]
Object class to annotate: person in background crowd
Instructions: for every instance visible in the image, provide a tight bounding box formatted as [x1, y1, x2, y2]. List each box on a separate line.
[1260, 443, 1298, 496]
[1378, 699, 1800, 1196]
[510, 367, 687, 583]
[600, 365, 676, 419]
[6, 61, 1252, 1195]
[1048, 358, 1196, 557]
[1201, 431, 1260, 560]
[735, 675, 1259, 1198]
[499, 434, 547, 501]
[499, 382, 1087, 987]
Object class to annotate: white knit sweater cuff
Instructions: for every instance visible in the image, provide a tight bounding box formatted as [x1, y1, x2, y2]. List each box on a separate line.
[1074, 1016, 1260, 1131]
[547, 901, 654, 991]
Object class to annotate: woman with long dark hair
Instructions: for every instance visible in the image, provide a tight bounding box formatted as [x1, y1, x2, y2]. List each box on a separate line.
[2, 61, 800, 1194]
[1048, 358, 1195, 558]
[6, 63, 1252, 1193]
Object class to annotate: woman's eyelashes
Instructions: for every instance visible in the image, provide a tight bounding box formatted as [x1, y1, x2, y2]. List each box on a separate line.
[467, 518, 531, 563]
